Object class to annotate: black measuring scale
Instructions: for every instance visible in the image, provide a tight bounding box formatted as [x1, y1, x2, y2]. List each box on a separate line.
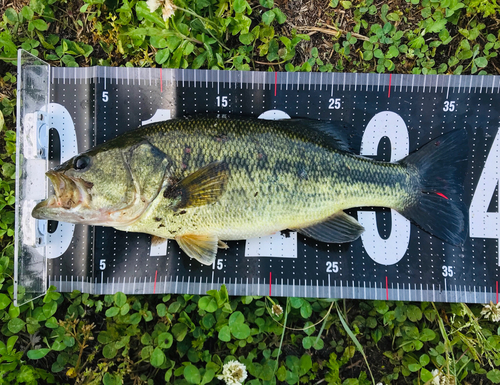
[15, 50, 500, 304]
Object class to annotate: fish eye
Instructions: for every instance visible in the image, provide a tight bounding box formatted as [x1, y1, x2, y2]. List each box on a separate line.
[73, 155, 91, 171]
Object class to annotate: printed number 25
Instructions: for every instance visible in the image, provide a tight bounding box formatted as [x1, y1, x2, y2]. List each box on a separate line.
[329, 98, 341, 110]
[326, 261, 339, 273]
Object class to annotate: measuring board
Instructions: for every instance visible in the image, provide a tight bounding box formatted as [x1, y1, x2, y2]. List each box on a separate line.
[14, 50, 500, 305]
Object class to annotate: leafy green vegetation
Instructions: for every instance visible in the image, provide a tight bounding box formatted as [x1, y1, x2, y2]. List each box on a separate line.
[1, 0, 498, 72]
[0, 72, 16, 244]
[2, 273, 500, 383]
[1, 0, 500, 383]
[325, 0, 500, 74]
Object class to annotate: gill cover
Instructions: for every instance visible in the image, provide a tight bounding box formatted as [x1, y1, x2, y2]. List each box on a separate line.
[121, 140, 172, 210]
[32, 140, 172, 226]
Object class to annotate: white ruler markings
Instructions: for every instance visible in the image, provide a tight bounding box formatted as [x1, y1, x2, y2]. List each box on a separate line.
[41, 68, 500, 301]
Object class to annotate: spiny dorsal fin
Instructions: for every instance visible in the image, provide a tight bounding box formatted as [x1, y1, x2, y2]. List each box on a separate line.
[295, 212, 365, 243]
[188, 114, 360, 153]
[287, 119, 360, 153]
[176, 234, 218, 265]
[164, 161, 230, 210]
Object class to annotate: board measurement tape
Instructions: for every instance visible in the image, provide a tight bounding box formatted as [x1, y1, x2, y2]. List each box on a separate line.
[15, 50, 500, 304]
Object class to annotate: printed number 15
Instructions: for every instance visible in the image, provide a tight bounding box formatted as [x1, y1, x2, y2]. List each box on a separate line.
[216, 96, 228, 107]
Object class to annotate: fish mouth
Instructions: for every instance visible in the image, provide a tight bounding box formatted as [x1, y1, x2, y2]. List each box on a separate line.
[32, 171, 93, 220]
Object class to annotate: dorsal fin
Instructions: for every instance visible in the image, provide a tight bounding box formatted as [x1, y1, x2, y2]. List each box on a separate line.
[284, 119, 360, 153]
[183, 114, 360, 153]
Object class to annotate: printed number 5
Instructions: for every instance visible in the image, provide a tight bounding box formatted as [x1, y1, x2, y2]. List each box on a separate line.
[443, 101, 455, 112]
[102, 91, 109, 102]
[99, 259, 106, 270]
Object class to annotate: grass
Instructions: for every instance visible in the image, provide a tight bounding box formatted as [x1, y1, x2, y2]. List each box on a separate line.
[1, 0, 500, 383]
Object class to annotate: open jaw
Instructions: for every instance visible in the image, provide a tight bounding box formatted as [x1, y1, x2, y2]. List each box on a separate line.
[32, 171, 93, 221]
[32, 171, 152, 226]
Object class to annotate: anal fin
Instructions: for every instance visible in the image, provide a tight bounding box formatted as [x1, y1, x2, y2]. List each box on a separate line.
[175, 234, 219, 265]
[295, 212, 365, 243]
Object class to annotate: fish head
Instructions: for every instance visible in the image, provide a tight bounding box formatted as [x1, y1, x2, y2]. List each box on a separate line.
[32, 140, 171, 226]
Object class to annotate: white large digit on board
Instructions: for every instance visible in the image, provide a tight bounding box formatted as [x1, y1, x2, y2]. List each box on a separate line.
[358, 111, 411, 265]
[146, 110, 172, 257]
[245, 110, 298, 259]
[43, 103, 78, 259]
[470, 128, 500, 266]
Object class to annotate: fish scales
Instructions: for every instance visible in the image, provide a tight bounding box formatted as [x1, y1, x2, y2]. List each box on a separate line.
[32, 115, 468, 265]
[127, 116, 413, 240]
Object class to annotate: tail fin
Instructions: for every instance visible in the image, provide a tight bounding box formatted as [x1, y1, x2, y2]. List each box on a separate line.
[399, 129, 468, 246]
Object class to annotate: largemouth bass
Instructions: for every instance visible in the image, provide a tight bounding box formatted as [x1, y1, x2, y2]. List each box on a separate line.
[32, 115, 468, 265]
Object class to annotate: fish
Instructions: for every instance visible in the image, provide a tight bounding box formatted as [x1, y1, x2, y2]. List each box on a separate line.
[32, 115, 468, 265]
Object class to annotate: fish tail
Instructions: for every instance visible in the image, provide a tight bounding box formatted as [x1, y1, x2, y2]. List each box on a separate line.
[398, 129, 468, 246]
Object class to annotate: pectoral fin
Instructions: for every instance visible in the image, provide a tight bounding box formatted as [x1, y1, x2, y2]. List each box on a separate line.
[165, 161, 230, 211]
[175, 234, 218, 265]
[295, 212, 365, 243]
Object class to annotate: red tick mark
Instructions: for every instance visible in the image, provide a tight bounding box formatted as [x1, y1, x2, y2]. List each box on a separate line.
[436, 192, 449, 200]
[388, 74, 392, 98]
